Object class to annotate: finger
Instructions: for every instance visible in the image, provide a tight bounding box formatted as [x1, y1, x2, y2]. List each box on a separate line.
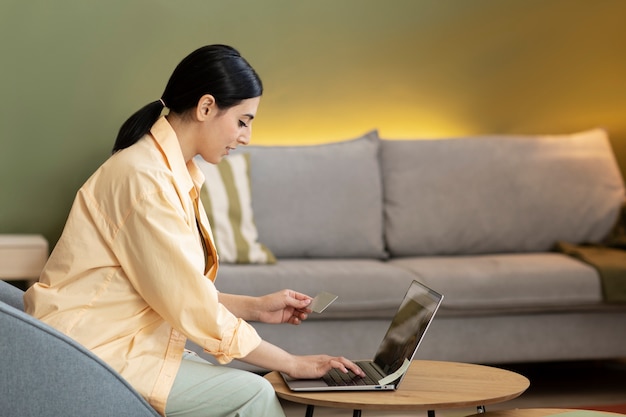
[329, 358, 349, 374]
[295, 307, 312, 315]
[288, 314, 304, 325]
[284, 291, 312, 309]
[291, 290, 313, 301]
[333, 357, 365, 377]
[290, 291, 314, 309]
[293, 300, 312, 313]
[292, 310, 308, 323]
[348, 362, 366, 377]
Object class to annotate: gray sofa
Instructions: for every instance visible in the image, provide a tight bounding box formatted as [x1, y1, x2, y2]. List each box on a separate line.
[191, 128, 626, 370]
[0, 280, 160, 417]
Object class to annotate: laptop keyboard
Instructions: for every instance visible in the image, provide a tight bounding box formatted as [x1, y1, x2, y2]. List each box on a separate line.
[322, 361, 379, 387]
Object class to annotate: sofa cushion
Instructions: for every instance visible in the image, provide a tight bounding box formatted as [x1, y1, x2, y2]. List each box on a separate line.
[381, 129, 625, 256]
[243, 131, 387, 259]
[195, 154, 276, 264]
[389, 253, 603, 312]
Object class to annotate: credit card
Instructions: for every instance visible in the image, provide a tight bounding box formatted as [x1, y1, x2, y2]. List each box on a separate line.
[310, 292, 338, 313]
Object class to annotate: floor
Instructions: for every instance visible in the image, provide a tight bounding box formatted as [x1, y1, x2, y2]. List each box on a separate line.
[281, 360, 626, 417]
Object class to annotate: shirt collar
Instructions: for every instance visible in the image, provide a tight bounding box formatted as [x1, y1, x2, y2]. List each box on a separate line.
[149, 116, 205, 199]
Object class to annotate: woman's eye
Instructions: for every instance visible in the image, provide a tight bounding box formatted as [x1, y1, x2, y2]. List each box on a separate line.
[239, 120, 248, 128]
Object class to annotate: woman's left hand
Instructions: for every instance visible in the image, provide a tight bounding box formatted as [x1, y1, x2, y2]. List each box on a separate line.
[257, 290, 312, 325]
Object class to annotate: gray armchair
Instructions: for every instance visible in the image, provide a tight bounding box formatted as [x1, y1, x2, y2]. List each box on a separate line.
[0, 280, 160, 417]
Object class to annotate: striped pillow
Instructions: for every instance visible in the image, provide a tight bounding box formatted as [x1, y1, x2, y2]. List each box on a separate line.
[196, 153, 276, 264]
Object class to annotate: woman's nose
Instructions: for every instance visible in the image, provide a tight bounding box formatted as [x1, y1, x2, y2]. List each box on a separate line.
[238, 132, 250, 146]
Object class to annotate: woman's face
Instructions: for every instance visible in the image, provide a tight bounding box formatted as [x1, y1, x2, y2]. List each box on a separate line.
[197, 96, 261, 164]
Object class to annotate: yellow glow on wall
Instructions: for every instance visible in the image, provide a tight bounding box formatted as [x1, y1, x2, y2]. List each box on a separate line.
[252, 108, 476, 145]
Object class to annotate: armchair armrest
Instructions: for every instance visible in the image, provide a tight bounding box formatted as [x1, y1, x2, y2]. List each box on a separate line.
[0, 301, 160, 417]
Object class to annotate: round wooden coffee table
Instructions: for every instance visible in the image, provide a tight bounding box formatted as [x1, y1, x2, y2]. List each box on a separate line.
[265, 360, 530, 417]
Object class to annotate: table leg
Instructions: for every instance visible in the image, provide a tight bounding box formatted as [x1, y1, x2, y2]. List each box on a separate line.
[477, 405, 486, 413]
[305, 404, 314, 417]
[353, 410, 362, 417]
[428, 410, 436, 417]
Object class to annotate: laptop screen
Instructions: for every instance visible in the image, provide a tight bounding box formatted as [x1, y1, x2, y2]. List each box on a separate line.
[373, 280, 443, 375]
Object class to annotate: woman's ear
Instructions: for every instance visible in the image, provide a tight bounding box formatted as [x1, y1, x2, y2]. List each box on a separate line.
[196, 94, 216, 121]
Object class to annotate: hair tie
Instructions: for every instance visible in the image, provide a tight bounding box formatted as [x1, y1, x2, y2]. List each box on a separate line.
[159, 98, 166, 107]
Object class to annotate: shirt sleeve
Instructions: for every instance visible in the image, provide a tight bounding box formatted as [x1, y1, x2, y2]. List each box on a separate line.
[111, 184, 262, 364]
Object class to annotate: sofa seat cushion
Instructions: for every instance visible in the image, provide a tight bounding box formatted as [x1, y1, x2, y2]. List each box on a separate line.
[389, 253, 604, 313]
[215, 259, 417, 319]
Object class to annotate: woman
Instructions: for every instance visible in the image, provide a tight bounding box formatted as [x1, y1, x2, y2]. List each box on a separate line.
[24, 44, 363, 417]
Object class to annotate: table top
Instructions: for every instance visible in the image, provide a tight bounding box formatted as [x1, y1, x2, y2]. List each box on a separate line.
[265, 360, 530, 411]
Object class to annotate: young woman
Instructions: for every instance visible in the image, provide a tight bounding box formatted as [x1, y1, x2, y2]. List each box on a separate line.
[24, 44, 363, 417]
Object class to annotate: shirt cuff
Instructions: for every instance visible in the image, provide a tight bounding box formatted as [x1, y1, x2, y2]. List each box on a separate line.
[206, 318, 262, 364]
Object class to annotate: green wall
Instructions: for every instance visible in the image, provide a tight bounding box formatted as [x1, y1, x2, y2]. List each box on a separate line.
[2, 0, 626, 247]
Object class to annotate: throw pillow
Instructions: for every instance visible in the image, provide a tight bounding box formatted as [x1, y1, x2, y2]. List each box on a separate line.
[195, 153, 276, 264]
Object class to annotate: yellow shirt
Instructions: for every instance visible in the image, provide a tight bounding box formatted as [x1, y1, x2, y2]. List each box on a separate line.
[23, 117, 262, 416]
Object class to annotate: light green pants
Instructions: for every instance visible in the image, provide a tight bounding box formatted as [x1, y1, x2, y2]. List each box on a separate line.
[165, 352, 286, 417]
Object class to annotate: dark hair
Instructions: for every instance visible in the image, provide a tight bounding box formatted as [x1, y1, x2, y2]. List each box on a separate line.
[112, 44, 263, 153]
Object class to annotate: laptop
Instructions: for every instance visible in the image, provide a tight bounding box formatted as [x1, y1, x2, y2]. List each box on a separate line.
[281, 279, 443, 391]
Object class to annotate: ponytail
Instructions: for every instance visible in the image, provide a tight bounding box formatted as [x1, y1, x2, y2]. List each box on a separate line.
[112, 99, 165, 154]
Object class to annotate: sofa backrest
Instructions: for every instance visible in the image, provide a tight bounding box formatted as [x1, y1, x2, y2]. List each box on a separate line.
[245, 131, 387, 259]
[381, 128, 626, 256]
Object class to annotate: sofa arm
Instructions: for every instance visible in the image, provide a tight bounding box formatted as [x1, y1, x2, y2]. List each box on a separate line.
[0, 302, 160, 417]
[0, 279, 25, 310]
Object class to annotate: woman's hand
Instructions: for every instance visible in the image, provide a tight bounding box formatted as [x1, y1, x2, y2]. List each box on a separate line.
[240, 341, 365, 380]
[285, 355, 366, 380]
[257, 289, 312, 325]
